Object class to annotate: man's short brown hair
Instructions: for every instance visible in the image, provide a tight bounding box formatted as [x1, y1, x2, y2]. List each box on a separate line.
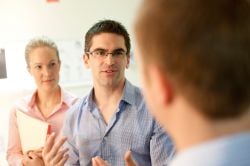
[135, 0, 250, 119]
[84, 19, 131, 54]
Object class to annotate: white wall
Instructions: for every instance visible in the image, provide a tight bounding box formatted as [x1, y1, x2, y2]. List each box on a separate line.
[0, 0, 142, 165]
[0, 0, 142, 43]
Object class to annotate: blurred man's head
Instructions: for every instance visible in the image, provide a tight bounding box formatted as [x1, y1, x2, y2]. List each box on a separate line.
[134, 0, 250, 122]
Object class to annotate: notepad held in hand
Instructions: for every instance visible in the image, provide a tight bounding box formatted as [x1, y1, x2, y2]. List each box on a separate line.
[16, 110, 51, 153]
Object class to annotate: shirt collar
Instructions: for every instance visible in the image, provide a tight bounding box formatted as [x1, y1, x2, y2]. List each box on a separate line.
[85, 88, 95, 112]
[27, 90, 37, 108]
[120, 79, 136, 106]
[61, 88, 77, 107]
[27, 86, 74, 108]
[85, 79, 137, 111]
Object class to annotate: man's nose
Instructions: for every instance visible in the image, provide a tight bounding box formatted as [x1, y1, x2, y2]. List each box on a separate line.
[105, 53, 115, 65]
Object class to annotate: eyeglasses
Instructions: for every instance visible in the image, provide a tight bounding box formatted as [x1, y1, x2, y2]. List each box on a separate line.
[86, 49, 127, 60]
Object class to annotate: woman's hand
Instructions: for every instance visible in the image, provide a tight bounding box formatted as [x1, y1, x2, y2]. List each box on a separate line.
[22, 152, 44, 166]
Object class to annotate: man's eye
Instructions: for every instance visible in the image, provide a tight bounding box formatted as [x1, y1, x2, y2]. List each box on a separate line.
[113, 51, 124, 56]
[97, 50, 106, 56]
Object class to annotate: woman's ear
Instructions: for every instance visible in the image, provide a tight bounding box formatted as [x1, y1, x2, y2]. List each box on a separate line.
[27, 66, 31, 75]
[58, 60, 61, 69]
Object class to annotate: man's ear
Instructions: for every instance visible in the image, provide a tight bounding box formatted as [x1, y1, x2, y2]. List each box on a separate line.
[126, 55, 130, 69]
[149, 65, 174, 105]
[83, 54, 90, 68]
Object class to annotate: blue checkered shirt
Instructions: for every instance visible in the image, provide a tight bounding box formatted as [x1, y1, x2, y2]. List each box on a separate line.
[63, 80, 175, 166]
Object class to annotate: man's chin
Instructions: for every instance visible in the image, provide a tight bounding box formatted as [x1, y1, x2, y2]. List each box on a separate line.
[99, 79, 117, 87]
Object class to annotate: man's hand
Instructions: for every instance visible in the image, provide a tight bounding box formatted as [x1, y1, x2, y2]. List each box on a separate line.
[124, 150, 137, 166]
[91, 150, 137, 166]
[42, 133, 69, 166]
[92, 156, 110, 166]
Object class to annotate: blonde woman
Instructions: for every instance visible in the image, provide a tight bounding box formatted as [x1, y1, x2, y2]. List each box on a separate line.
[7, 37, 78, 166]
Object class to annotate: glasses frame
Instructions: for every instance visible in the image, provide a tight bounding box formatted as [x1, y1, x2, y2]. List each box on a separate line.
[86, 48, 128, 60]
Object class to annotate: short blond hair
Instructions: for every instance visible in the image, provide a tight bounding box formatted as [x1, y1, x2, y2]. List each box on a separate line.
[25, 37, 60, 67]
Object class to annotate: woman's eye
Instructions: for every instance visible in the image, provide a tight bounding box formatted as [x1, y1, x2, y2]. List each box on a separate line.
[49, 62, 57, 68]
[35, 65, 41, 69]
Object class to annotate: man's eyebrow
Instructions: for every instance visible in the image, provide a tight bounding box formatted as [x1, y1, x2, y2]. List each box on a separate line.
[112, 48, 126, 52]
[92, 48, 107, 52]
[91, 48, 126, 52]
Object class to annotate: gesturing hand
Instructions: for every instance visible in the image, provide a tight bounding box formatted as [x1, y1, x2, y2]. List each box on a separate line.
[42, 133, 69, 166]
[124, 150, 137, 166]
[91, 150, 137, 166]
[92, 156, 110, 166]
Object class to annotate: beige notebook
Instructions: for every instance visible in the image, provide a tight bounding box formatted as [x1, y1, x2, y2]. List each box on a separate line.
[16, 110, 51, 153]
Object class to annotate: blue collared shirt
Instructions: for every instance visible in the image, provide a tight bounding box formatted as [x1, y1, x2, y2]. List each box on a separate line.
[63, 80, 174, 166]
[170, 132, 250, 166]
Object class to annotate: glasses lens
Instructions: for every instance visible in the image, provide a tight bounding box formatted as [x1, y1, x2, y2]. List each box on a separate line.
[113, 50, 125, 57]
[89, 49, 127, 59]
[93, 50, 106, 57]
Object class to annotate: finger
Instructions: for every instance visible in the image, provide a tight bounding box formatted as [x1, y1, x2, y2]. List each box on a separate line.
[92, 157, 97, 166]
[22, 155, 30, 165]
[43, 132, 56, 154]
[124, 150, 137, 166]
[48, 136, 67, 157]
[26, 150, 35, 157]
[93, 156, 109, 166]
[55, 154, 69, 166]
[43, 136, 67, 163]
[22, 154, 38, 165]
[52, 148, 69, 163]
[34, 151, 43, 158]
[33, 148, 43, 158]
[34, 147, 43, 154]
[28, 152, 39, 160]
[25, 152, 33, 159]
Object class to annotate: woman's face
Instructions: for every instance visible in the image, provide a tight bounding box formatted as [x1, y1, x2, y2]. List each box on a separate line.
[28, 46, 61, 92]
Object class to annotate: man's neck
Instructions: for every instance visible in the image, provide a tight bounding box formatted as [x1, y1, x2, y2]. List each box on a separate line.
[93, 79, 125, 104]
[164, 95, 250, 152]
[93, 79, 126, 124]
